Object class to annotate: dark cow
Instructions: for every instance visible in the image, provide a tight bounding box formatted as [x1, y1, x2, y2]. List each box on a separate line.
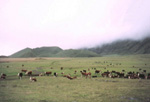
[54, 72, 58, 77]
[83, 70, 86, 73]
[101, 72, 110, 77]
[143, 70, 146, 73]
[95, 70, 101, 74]
[18, 72, 23, 79]
[1, 73, 6, 79]
[60, 67, 63, 70]
[138, 73, 146, 79]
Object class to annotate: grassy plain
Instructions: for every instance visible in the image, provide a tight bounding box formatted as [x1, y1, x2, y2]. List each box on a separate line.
[0, 54, 150, 102]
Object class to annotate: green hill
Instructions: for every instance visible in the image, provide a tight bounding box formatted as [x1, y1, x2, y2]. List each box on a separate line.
[10, 47, 98, 58]
[10, 48, 36, 58]
[55, 49, 100, 57]
[87, 37, 150, 55]
[10, 47, 63, 58]
[9, 37, 150, 58]
[33, 47, 63, 57]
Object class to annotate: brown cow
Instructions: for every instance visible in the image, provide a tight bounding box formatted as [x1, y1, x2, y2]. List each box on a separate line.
[26, 71, 32, 76]
[66, 76, 77, 80]
[30, 77, 37, 82]
[80, 71, 91, 79]
[45, 72, 52, 76]
[22, 69, 27, 73]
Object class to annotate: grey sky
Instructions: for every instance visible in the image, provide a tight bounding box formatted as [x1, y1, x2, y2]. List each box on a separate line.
[0, 0, 150, 56]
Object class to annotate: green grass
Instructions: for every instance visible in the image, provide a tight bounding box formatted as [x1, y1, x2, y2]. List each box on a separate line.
[0, 54, 150, 102]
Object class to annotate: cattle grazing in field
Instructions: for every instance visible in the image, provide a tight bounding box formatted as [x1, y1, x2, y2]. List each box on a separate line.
[143, 70, 146, 73]
[30, 77, 37, 82]
[122, 70, 125, 72]
[139, 68, 142, 71]
[22, 64, 24, 67]
[54, 72, 58, 77]
[60, 67, 63, 70]
[83, 70, 86, 73]
[126, 72, 139, 79]
[61, 72, 64, 75]
[39, 73, 44, 76]
[45, 71, 52, 76]
[147, 73, 150, 79]
[7, 66, 9, 68]
[80, 71, 91, 79]
[101, 72, 110, 77]
[25, 71, 32, 76]
[95, 70, 101, 74]
[18, 72, 23, 79]
[138, 73, 146, 79]
[21, 69, 27, 73]
[74, 70, 77, 74]
[1, 73, 6, 79]
[66, 75, 77, 80]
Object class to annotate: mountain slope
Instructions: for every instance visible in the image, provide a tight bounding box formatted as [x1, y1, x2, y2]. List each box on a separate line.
[10, 48, 36, 58]
[10, 47, 63, 58]
[55, 49, 100, 57]
[88, 37, 150, 55]
[10, 47, 98, 57]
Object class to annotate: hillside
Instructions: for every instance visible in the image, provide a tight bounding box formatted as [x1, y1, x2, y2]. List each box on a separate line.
[87, 37, 150, 55]
[10, 47, 63, 58]
[9, 37, 150, 58]
[55, 49, 100, 57]
[10, 47, 99, 58]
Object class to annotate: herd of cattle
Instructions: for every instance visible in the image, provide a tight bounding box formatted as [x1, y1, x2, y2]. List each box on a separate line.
[1, 66, 150, 82]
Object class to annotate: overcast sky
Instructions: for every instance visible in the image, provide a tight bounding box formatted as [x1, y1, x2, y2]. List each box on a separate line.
[0, 0, 150, 56]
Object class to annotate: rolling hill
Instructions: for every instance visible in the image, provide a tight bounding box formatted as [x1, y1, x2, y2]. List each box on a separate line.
[9, 37, 150, 58]
[10, 47, 99, 58]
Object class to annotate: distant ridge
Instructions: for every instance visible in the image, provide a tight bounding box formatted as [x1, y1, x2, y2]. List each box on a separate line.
[9, 37, 150, 58]
[10, 47, 63, 58]
[10, 46, 99, 58]
[87, 37, 150, 55]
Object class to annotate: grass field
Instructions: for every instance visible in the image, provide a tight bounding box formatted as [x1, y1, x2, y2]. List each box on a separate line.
[0, 54, 150, 102]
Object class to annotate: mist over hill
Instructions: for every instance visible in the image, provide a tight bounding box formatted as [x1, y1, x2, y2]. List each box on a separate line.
[9, 37, 150, 58]
[86, 37, 150, 55]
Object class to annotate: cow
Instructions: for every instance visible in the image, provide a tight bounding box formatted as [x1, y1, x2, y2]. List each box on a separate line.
[54, 72, 58, 77]
[60, 67, 63, 70]
[138, 73, 146, 79]
[21, 69, 27, 73]
[18, 72, 23, 79]
[66, 75, 77, 80]
[74, 70, 77, 74]
[83, 70, 86, 73]
[80, 71, 91, 79]
[45, 71, 52, 76]
[95, 70, 101, 74]
[30, 77, 37, 82]
[25, 71, 32, 76]
[1, 73, 6, 79]
[101, 72, 110, 77]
